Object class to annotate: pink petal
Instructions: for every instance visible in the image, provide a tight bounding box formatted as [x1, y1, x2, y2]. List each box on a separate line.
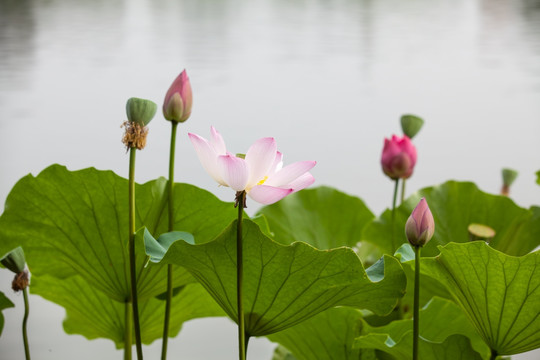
[245, 137, 277, 187]
[188, 133, 226, 185]
[248, 185, 293, 205]
[288, 172, 315, 192]
[210, 126, 227, 155]
[270, 151, 283, 174]
[217, 155, 249, 191]
[399, 136, 417, 166]
[265, 161, 317, 187]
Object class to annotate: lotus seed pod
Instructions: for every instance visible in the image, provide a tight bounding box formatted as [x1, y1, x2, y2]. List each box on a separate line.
[126, 97, 157, 126]
[400, 114, 424, 139]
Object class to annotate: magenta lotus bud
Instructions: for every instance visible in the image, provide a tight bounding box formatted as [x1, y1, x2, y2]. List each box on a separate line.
[163, 69, 193, 123]
[381, 135, 417, 179]
[405, 198, 434, 247]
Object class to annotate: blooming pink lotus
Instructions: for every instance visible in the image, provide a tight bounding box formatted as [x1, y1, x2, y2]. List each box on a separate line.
[163, 69, 193, 123]
[189, 127, 316, 205]
[405, 198, 435, 247]
[381, 135, 417, 179]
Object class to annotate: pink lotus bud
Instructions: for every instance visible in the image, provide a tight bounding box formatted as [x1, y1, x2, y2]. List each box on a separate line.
[381, 135, 417, 179]
[163, 69, 193, 123]
[405, 198, 434, 247]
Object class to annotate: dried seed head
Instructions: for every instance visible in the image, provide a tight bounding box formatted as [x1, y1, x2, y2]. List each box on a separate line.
[121, 121, 149, 150]
[12, 270, 29, 292]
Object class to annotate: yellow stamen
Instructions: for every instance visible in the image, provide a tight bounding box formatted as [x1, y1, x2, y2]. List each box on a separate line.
[257, 176, 268, 185]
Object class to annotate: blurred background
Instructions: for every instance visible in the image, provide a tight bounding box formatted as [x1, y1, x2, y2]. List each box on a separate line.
[1, 0, 539, 358]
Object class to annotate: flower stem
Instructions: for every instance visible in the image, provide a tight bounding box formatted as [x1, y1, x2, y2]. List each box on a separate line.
[124, 301, 132, 360]
[401, 179, 406, 204]
[128, 147, 144, 360]
[392, 179, 404, 318]
[22, 287, 31, 360]
[161, 121, 178, 360]
[236, 191, 247, 360]
[391, 179, 399, 243]
[413, 245, 421, 360]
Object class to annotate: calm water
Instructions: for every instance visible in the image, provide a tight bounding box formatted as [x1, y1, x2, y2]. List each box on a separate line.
[1, 0, 540, 358]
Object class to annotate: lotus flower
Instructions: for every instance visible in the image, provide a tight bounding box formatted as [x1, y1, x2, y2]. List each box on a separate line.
[405, 198, 434, 247]
[189, 127, 316, 205]
[381, 135, 417, 179]
[163, 69, 193, 123]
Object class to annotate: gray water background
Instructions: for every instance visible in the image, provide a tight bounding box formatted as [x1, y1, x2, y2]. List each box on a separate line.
[1, 0, 540, 358]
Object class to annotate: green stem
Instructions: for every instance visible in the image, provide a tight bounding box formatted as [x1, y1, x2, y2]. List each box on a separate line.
[237, 191, 246, 360]
[401, 179, 406, 204]
[392, 179, 403, 318]
[391, 179, 399, 222]
[129, 147, 143, 360]
[124, 301, 133, 360]
[22, 287, 31, 360]
[490, 349, 498, 360]
[413, 245, 421, 360]
[161, 121, 178, 360]
[391, 179, 399, 246]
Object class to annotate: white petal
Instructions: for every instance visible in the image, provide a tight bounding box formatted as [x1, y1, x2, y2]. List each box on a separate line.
[210, 126, 227, 155]
[245, 137, 277, 187]
[288, 172, 315, 192]
[188, 133, 226, 185]
[217, 155, 249, 191]
[265, 161, 316, 187]
[248, 185, 293, 205]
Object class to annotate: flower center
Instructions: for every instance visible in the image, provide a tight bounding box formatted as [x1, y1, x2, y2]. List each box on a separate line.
[257, 176, 268, 185]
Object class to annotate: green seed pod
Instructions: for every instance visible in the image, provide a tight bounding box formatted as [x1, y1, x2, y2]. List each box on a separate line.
[1, 247, 26, 274]
[502, 168, 518, 187]
[400, 114, 424, 139]
[126, 97, 157, 126]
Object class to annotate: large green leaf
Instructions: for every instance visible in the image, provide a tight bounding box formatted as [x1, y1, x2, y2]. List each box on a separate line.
[422, 242, 540, 355]
[357, 333, 483, 360]
[0, 164, 238, 302]
[355, 297, 486, 359]
[32, 274, 224, 347]
[0, 165, 239, 345]
[268, 307, 377, 360]
[148, 219, 406, 336]
[362, 181, 540, 256]
[268, 297, 485, 360]
[0, 290, 15, 336]
[392, 244, 452, 317]
[257, 186, 375, 249]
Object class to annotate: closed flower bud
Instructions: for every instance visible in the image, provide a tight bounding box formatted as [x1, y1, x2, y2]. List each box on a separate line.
[126, 97, 157, 126]
[381, 135, 417, 179]
[163, 70, 193, 123]
[400, 114, 424, 139]
[405, 198, 434, 247]
[1, 247, 26, 274]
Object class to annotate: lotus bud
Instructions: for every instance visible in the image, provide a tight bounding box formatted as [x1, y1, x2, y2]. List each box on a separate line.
[163, 70, 193, 123]
[405, 198, 434, 247]
[381, 135, 417, 180]
[400, 114, 424, 139]
[1, 247, 26, 274]
[122, 97, 156, 150]
[501, 168, 518, 196]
